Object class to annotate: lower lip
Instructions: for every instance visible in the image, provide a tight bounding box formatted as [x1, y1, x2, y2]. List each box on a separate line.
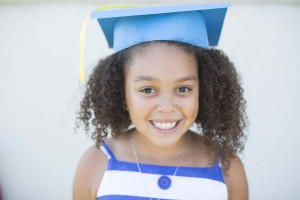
[150, 121, 181, 134]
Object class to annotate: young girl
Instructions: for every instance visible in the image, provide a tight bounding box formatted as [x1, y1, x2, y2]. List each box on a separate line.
[73, 3, 248, 200]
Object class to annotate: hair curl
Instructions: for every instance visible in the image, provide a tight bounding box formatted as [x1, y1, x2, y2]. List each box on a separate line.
[77, 41, 247, 171]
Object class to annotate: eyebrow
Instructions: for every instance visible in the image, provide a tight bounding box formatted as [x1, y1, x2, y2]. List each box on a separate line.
[134, 76, 158, 83]
[133, 75, 197, 83]
[175, 75, 197, 82]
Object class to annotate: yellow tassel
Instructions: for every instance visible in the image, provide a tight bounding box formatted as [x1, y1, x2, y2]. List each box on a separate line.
[79, 17, 89, 83]
[79, 5, 139, 83]
[96, 5, 138, 10]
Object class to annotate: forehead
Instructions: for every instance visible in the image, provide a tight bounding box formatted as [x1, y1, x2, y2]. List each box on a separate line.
[125, 43, 198, 79]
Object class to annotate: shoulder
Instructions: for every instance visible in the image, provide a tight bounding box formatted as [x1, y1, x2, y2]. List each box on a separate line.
[224, 155, 249, 200]
[72, 144, 108, 200]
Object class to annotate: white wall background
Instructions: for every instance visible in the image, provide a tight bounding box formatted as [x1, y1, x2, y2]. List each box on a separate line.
[0, 1, 299, 200]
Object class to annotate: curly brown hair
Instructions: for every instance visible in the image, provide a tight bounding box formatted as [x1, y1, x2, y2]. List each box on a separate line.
[77, 41, 247, 171]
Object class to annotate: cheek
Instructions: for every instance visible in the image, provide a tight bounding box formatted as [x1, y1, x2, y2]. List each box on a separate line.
[186, 99, 199, 116]
[179, 93, 199, 117]
[126, 90, 153, 114]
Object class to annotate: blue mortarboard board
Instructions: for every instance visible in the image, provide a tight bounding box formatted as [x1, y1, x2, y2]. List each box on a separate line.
[91, 3, 231, 52]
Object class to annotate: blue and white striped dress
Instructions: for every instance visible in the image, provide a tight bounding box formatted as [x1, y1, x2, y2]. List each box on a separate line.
[97, 143, 227, 200]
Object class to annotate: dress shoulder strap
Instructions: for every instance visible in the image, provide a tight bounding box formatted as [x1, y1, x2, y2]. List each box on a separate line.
[100, 143, 116, 160]
[213, 149, 224, 167]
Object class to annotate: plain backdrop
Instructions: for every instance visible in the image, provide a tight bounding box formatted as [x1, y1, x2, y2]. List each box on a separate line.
[0, 1, 300, 200]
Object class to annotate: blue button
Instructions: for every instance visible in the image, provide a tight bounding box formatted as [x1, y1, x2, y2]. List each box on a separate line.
[158, 175, 172, 190]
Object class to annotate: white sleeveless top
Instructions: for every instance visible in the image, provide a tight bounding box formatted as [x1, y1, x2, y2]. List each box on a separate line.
[97, 143, 228, 200]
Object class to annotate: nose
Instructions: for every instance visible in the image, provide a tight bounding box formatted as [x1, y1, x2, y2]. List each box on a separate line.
[156, 93, 176, 113]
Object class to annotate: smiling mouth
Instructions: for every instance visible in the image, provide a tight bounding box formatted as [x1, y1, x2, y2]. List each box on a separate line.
[151, 121, 179, 130]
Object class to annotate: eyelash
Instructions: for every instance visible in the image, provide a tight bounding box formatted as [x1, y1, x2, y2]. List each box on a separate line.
[139, 86, 192, 94]
[139, 87, 156, 94]
[176, 86, 192, 93]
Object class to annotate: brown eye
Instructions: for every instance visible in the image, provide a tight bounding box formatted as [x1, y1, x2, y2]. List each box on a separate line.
[177, 86, 191, 93]
[139, 87, 155, 94]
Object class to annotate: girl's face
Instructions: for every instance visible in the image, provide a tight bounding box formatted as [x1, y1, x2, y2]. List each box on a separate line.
[125, 43, 199, 148]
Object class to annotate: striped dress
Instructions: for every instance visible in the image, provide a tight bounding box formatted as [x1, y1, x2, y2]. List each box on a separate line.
[97, 143, 227, 200]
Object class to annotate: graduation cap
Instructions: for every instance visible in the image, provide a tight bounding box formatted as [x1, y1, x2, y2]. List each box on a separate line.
[79, 3, 230, 82]
[91, 3, 231, 52]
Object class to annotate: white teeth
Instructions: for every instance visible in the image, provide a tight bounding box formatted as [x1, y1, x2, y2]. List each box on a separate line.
[153, 121, 177, 130]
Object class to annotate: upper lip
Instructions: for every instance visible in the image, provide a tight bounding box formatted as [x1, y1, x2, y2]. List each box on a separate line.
[150, 119, 181, 122]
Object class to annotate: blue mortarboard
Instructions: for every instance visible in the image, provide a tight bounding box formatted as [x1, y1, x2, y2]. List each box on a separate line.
[91, 3, 231, 52]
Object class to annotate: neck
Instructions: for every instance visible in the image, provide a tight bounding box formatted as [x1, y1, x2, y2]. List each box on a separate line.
[131, 130, 189, 164]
